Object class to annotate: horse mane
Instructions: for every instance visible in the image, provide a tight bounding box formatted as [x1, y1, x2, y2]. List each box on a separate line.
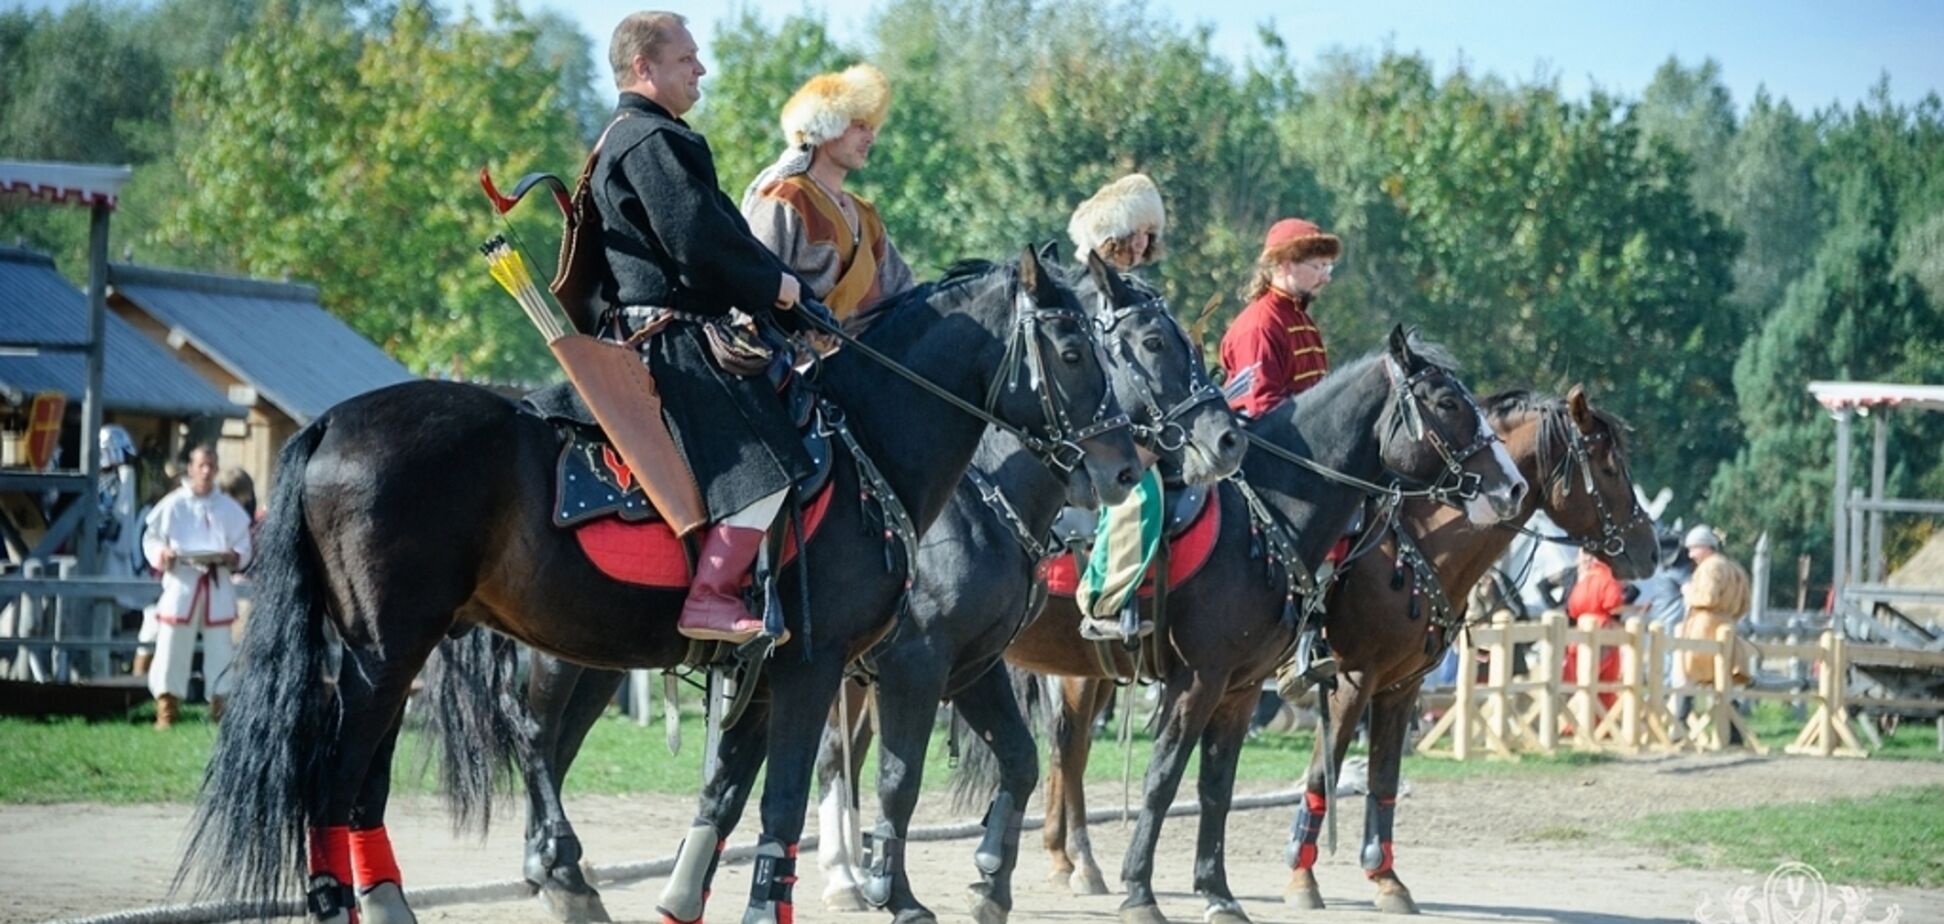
[1485, 388, 1633, 481]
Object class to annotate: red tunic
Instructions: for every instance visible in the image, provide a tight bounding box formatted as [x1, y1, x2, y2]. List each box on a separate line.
[1219, 287, 1329, 417]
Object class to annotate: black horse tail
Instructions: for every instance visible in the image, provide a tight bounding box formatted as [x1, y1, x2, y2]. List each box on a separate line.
[948, 663, 1043, 814]
[418, 627, 530, 836]
[175, 419, 336, 910]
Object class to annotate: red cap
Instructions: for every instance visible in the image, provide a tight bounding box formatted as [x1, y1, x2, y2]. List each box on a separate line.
[1261, 218, 1341, 263]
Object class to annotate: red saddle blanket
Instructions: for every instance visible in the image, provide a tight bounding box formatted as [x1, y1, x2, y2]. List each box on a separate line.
[575, 483, 835, 589]
[1043, 490, 1222, 599]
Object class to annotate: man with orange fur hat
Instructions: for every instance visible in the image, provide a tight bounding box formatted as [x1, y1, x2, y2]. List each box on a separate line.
[742, 63, 914, 334]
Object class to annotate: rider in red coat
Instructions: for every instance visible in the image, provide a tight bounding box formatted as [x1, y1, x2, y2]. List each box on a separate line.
[1220, 217, 1341, 417]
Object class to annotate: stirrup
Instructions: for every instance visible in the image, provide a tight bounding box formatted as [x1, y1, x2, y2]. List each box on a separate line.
[1079, 615, 1151, 642]
[1277, 632, 1337, 701]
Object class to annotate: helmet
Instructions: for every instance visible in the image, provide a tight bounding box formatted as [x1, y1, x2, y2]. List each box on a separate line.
[98, 425, 136, 470]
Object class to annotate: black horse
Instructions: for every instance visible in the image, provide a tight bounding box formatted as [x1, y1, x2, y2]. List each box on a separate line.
[174, 248, 1141, 924]
[973, 330, 1528, 924]
[421, 259, 1245, 924]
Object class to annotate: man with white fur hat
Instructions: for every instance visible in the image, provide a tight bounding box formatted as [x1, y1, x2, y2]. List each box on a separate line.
[742, 63, 914, 334]
[1067, 173, 1171, 640]
[1067, 172, 1166, 271]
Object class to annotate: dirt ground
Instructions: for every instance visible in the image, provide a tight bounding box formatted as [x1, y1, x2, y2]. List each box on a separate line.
[8, 752, 1940, 924]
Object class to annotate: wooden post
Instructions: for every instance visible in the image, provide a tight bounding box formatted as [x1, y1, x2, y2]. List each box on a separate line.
[1712, 625, 1735, 751]
[1572, 615, 1596, 748]
[1537, 611, 1562, 752]
[1488, 610, 1512, 754]
[1454, 625, 1476, 761]
[1620, 617, 1643, 752]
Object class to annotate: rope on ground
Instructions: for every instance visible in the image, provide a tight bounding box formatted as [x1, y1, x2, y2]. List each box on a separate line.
[52, 788, 1309, 924]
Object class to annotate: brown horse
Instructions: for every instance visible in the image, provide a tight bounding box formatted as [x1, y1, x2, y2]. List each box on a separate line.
[968, 332, 1529, 924]
[1283, 385, 1657, 914]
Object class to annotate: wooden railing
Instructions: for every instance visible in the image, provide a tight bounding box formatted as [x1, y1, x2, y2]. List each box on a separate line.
[1410, 610, 1940, 759]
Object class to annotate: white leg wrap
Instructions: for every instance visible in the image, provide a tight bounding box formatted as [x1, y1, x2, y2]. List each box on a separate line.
[356, 882, 418, 924]
[656, 823, 720, 923]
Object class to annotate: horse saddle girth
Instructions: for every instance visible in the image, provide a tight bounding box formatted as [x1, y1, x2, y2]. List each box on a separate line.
[1049, 482, 1212, 551]
[549, 404, 833, 529]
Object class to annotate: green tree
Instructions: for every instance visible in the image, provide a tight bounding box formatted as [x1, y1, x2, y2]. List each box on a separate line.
[160, 2, 584, 380]
[1718, 90, 1824, 327]
[1709, 152, 1944, 582]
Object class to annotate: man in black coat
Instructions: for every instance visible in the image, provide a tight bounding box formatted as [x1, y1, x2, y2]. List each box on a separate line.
[595, 10, 816, 644]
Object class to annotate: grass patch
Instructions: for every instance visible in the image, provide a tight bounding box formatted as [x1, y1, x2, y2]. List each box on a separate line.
[1, 699, 1610, 805]
[1624, 785, 1944, 888]
[1744, 700, 1944, 762]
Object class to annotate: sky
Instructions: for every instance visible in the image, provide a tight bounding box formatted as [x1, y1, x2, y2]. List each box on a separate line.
[10, 0, 1941, 111]
[539, 0, 1943, 112]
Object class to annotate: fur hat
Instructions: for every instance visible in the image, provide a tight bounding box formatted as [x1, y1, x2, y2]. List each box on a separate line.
[1260, 217, 1341, 265]
[1068, 174, 1167, 260]
[780, 64, 892, 148]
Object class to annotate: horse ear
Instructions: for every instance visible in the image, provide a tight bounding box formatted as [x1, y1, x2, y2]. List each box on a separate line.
[1037, 239, 1062, 266]
[1085, 250, 1135, 307]
[1020, 245, 1054, 304]
[1567, 384, 1596, 433]
[1387, 324, 1413, 367]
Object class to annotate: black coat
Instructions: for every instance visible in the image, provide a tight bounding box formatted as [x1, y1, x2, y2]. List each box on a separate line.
[592, 93, 813, 521]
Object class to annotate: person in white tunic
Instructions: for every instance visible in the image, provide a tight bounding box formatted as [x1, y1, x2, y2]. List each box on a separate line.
[142, 444, 252, 729]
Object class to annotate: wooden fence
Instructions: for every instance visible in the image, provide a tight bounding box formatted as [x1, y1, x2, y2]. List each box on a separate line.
[1413, 610, 1944, 759]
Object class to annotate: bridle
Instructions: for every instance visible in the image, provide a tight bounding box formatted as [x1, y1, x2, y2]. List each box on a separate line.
[980, 285, 1131, 473]
[1500, 403, 1652, 559]
[1243, 355, 1503, 510]
[1379, 355, 1503, 507]
[1092, 295, 1227, 457]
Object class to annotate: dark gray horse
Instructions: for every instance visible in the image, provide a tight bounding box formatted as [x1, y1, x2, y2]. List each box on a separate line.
[801, 269, 1248, 924]
[417, 255, 1235, 924]
[977, 329, 1528, 924]
[174, 248, 1140, 924]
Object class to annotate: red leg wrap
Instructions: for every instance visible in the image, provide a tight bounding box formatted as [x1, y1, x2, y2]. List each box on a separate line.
[1295, 843, 1319, 871]
[1306, 791, 1328, 814]
[308, 826, 353, 884]
[349, 825, 403, 891]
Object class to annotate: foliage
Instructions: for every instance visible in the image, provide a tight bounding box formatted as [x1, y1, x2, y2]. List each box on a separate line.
[159, 1, 584, 380]
[5, 0, 1944, 583]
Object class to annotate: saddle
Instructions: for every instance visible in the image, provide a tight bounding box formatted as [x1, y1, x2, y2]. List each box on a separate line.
[525, 376, 835, 588]
[1042, 482, 1220, 599]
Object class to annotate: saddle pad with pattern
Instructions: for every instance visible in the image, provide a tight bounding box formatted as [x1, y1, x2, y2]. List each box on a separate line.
[573, 478, 835, 588]
[1043, 484, 1221, 598]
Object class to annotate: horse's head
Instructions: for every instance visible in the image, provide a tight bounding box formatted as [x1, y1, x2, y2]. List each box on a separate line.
[1078, 253, 1245, 485]
[982, 245, 1140, 508]
[1503, 384, 1657, 579]
[1377, 326, 1527, 526]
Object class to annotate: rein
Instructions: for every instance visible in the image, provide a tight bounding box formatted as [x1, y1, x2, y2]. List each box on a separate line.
[801, 285, 1129, 475]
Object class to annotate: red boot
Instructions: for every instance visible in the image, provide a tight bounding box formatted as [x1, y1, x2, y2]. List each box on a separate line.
[678, 524, 768, 643]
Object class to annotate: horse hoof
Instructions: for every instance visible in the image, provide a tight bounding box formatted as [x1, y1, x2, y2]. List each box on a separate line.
[1118, 903, 1171, 924]
[965, 885, 1009, 924]
[1204, 906, 1252, 924]
[357, 883, 418, 924]
[1070, 867, 1111, 896]
[1283, 884, 1325, 911]
[538, 881, 613, 923]
[1375, 889, 1421, 915]
[823, 885, 870, 913]
[891, 909, 939, 924]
